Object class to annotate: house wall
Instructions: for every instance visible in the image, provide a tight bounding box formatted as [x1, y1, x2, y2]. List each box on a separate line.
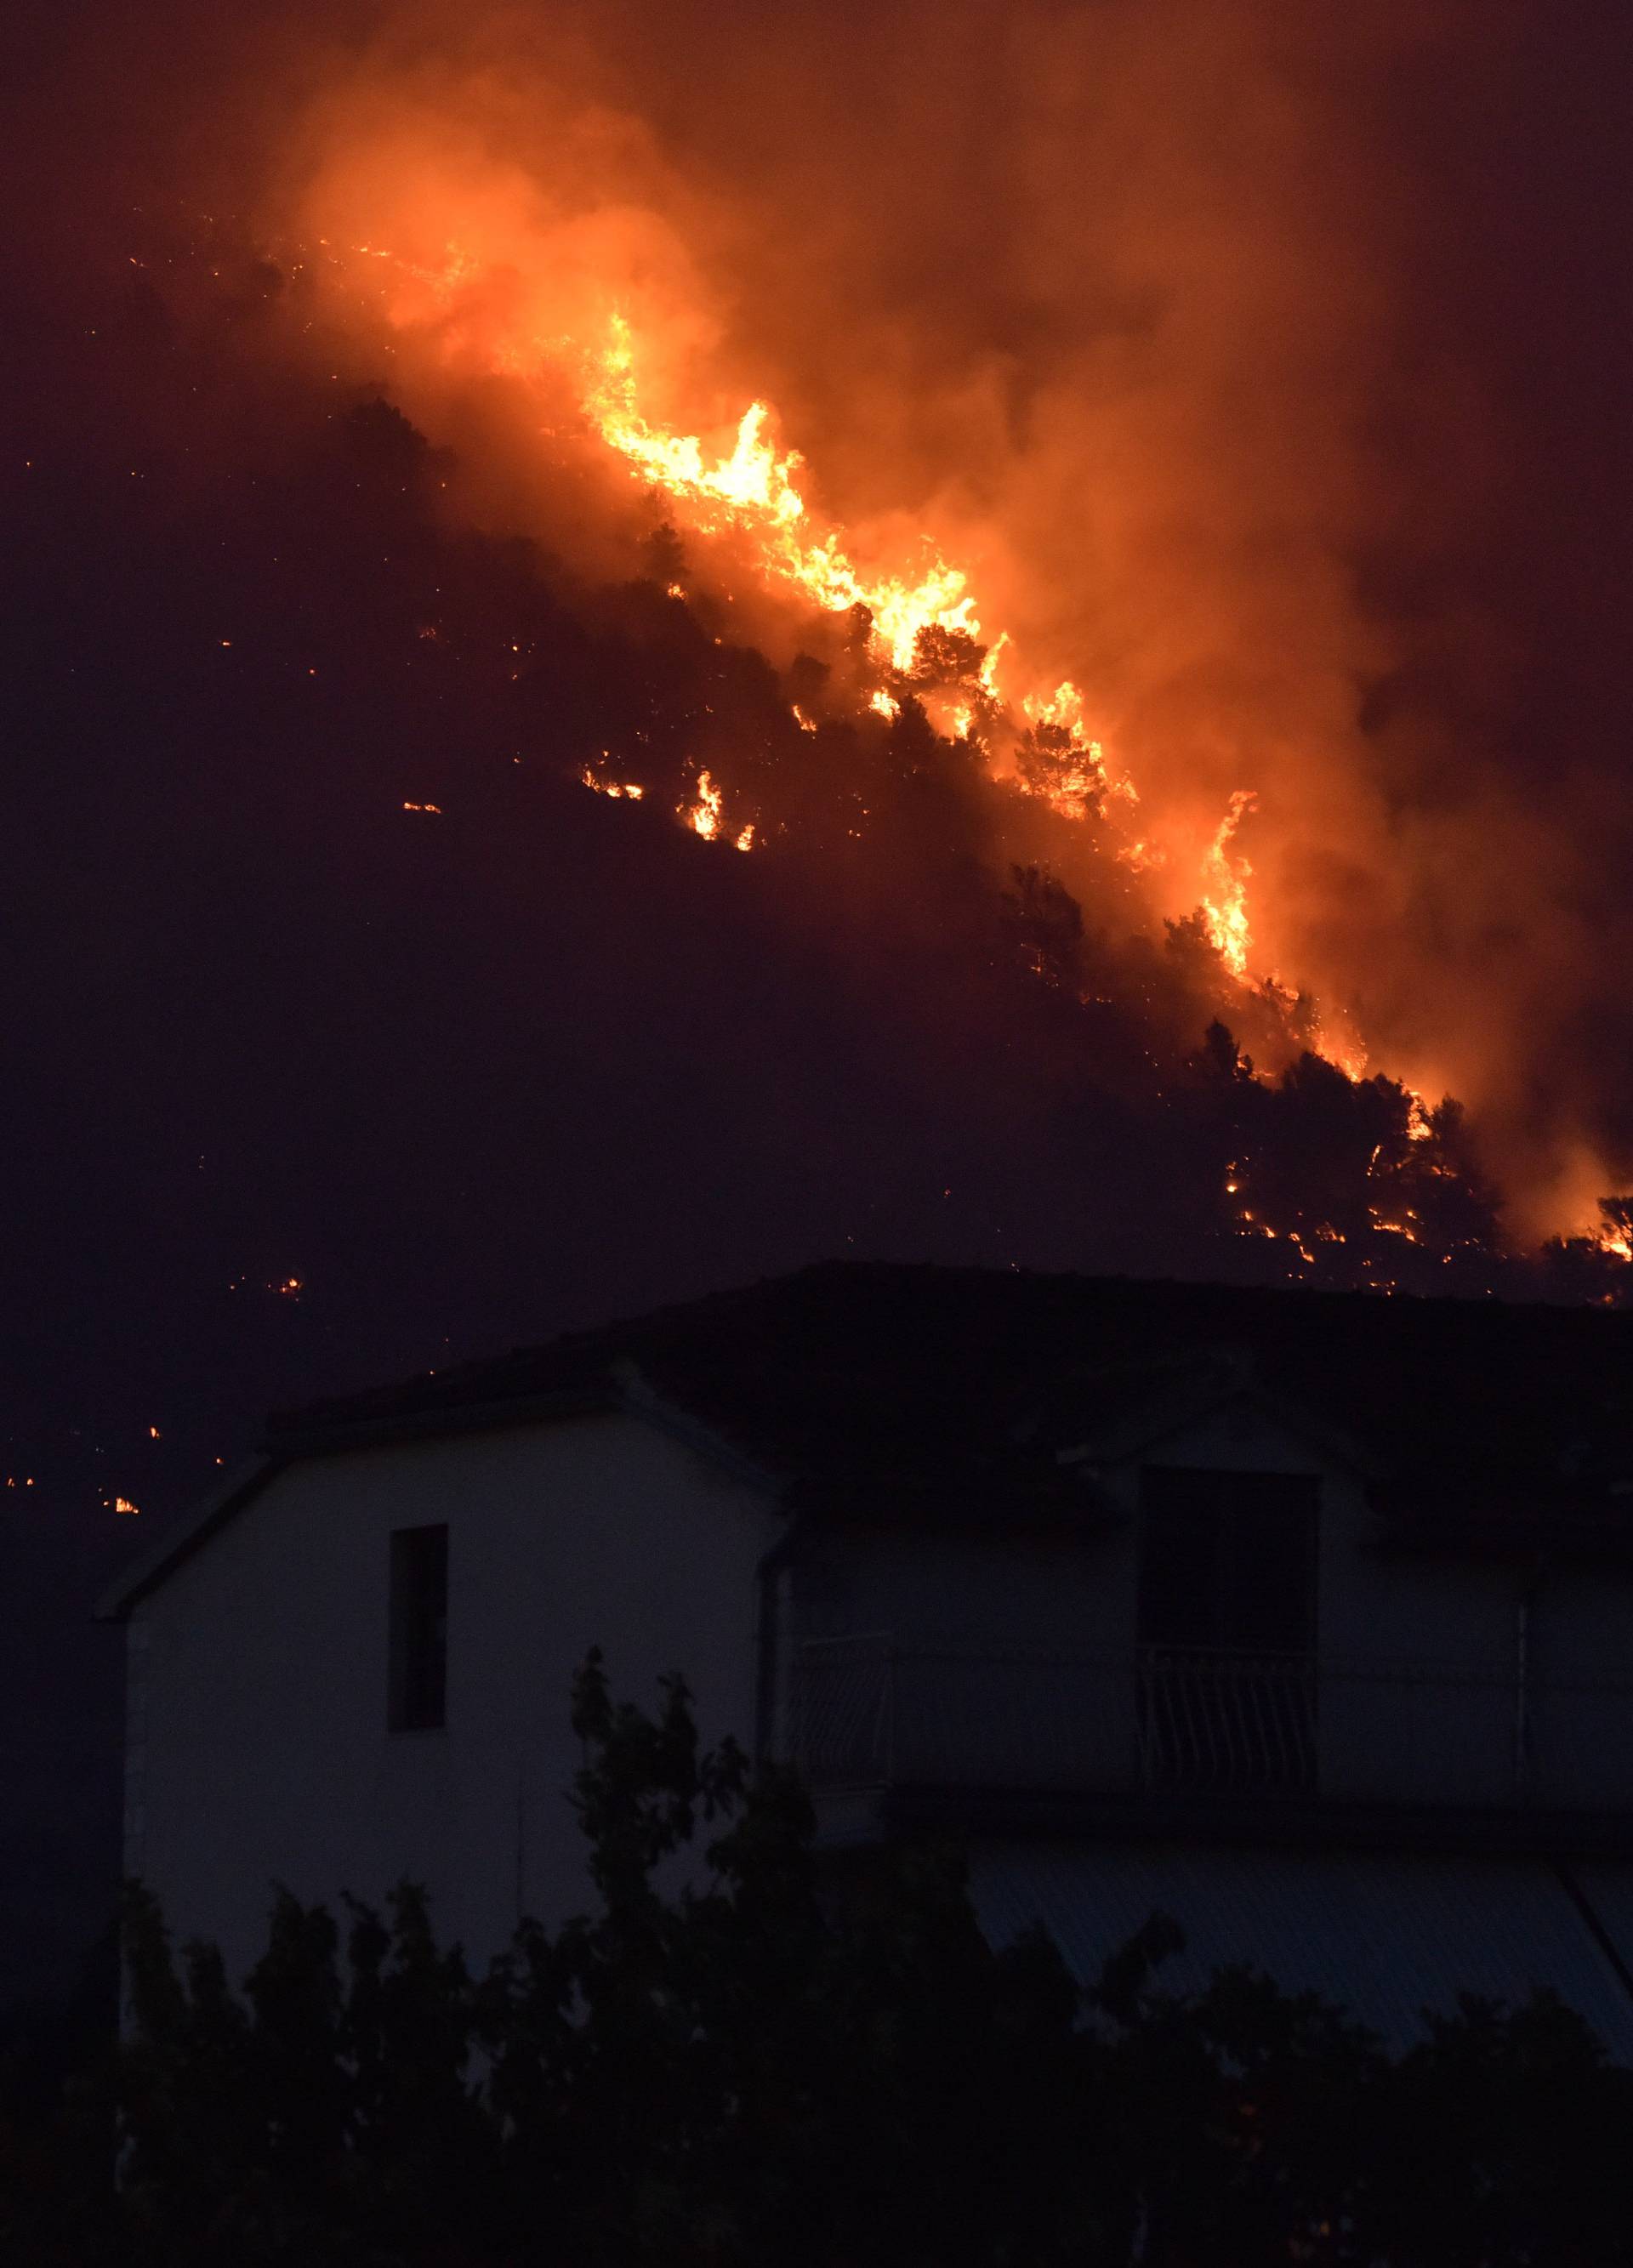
[790, 1525, 1132, 1653]
[785, 1522, 1138, 1789]
[1521, 1564, 1633, 1806]
[786, 1403, 1633, 1810]
[128, 1389, 1633, 1979]
[1538, 1565, 1633, 1680]
[128, 1414, 780, 1989]
[1118, 1408, 1524, 1806]
[791, 1408, 1528, 1672]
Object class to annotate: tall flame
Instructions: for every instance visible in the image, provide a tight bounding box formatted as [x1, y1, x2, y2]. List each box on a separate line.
[587, 314, 980, 675]
[1199, 790, 1257, 979]
[681, 768, 724, 840]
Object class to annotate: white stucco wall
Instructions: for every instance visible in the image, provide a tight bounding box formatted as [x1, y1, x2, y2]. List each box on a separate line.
[786, 1401, 1633, 1810]
[1112, 1407, 1526, 1805]
[798, 1407, 1522, 1675]
[127, 1413, 781, 1987]
[126, 1389, 1633, 1983]
[1090, 1405, 1510, 1665]
[791, 1526, 1131, 1653]
[1539, 1566, 1633, 1680]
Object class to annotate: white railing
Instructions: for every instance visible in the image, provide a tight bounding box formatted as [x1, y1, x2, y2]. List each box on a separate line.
[786, 1638, 1633, 1812]
[1136, 1648, 1316, 1793]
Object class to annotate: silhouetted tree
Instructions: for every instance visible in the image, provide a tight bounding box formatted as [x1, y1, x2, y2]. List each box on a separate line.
[906, 624, 987, 691]
[1014, 720, 1105, 819]
[9, 1659, 1633, 2264]
[640, 522, 687, 589]
[1003, 864, 1085, 989]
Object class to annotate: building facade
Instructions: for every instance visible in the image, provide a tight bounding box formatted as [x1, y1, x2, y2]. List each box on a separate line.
[101, 1264, 1633, 2051]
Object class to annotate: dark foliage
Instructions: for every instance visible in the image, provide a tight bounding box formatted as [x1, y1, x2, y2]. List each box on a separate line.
[4, 1658, 1633, 2265]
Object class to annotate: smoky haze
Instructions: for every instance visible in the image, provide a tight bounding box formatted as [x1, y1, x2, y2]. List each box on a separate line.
[186, 0, 1632, 1237]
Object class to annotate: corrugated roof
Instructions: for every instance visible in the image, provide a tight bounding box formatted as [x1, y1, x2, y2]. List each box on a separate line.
[966, 1841, 1633, 2061]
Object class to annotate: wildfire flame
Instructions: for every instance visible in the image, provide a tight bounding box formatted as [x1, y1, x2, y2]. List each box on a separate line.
[682, 769, 723, 840]
[1199, 790, 1257, 979]
[593, 311, 1264, 968]
[316, 230, 1287, 981]
[588, 315, 980, 678]
[581, 766, 646, 800]
[680, 767, 753, 848]
[283, 201, 1632, 1260]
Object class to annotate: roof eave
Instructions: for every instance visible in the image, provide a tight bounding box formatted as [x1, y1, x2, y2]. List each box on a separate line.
[259, 1383, 615, 1460]
[94, 1455, 281, 1622]
[99, 1373, 792, 1622]
[1058, 1379, 1381, 1481]
[610, 1359, 792, 1499]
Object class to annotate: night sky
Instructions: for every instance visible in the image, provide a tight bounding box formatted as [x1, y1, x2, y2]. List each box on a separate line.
[5, 0, 1633, 2013]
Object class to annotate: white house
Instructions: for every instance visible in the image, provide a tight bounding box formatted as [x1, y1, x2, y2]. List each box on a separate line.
[100, 1262, 1633, 2053]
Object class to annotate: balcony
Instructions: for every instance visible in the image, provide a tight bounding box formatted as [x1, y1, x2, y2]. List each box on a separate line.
[785, 1636, 1633, 1845]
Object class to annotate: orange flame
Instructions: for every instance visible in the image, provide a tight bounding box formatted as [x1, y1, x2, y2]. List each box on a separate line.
[1199, 790, 1256, 978]
[588, 314, 979, 676]
[681, 769, 723, 840]
[316, 229, 1278, 979]
[1601, 1226, 1633, 1262]
[581, 765, 646, 800]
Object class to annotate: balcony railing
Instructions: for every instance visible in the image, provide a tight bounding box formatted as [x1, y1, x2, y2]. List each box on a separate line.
[785, 1636, 1633, 1815]
[1137, 1648, 1316, 1793]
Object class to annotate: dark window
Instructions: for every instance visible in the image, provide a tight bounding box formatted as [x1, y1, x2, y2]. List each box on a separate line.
[1136, 1469, 1317, 1793]
[1138, 1467, 1317, 1652]
[389, 1525, 447, 1731]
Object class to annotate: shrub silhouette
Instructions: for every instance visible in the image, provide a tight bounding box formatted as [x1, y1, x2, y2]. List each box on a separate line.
[8, 1654, 1632, 2264]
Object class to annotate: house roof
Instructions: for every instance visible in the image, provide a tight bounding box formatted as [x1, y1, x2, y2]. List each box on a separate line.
[103, 1263, 1633, 1617]
[268, 1262, 1633, 1547]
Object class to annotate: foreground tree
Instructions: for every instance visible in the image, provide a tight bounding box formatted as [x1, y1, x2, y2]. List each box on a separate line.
[9, 1656, 1633, 2264]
